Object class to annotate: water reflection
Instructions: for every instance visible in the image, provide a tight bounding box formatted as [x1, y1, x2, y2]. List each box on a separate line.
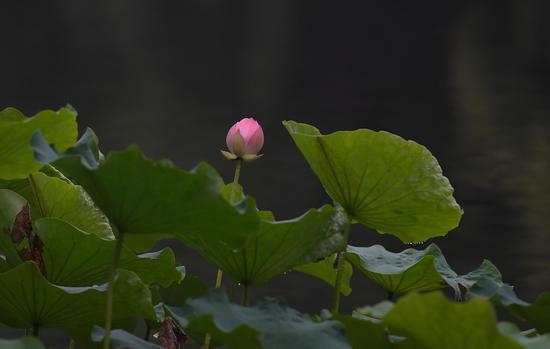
[449, 0, 550, 300]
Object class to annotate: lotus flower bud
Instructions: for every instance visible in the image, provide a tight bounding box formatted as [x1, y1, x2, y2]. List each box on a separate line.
[222, 117, 264, 162]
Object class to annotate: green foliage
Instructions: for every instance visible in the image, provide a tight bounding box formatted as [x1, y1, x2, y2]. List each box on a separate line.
[0, 337, 44, 349]
[212, 205, 347, 286]
[294, 254, 353, 296]
[0, 257, 9, 272]
[54, 146, 260, 251]
[166, 289, 352, 349]
[346, 244, 502, 296]
[0, 106, 548, 349]
[31, 127, 100, 170]
[0, 189, 28, 266]
[333, 315, 391, 349]
[498, 322, 550, 349]
[465, 276, 550, 334]
[384, 292, 523, 349]
[0, 262, 155, 347]
[283, 121, 462, 243]
[37, 218, 182, 287]
[0, 107, 77, 180]
[27, 172, 114, 240]
[154, 274, 208, 307]
[510, 293, 550, 334]
[215, 183, 346, 287]
[0, 172, 115, 240]
[91, 327, 163, 349]
[354, 301, 394, 320]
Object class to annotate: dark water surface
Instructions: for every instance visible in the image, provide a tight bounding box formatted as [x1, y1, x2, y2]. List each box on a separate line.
[1, 1, 549, 346]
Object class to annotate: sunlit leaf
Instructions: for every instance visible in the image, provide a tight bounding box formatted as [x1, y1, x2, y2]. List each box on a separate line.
[294, 254, 353, 296]
[53, 146, 260, 251]
[0, 262, 155, 348]
[36, 217, 182, 287]
[283, 121, 462, 243]
[0, 172, 114, 240]
[0, 107, 77, 179]
[30, 172, 114, 239]
[384, 292, 523, 349]
[166, 289, 351, 349]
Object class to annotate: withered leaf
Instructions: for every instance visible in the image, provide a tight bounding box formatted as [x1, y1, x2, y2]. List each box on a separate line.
[154, 317, 187, 349]
[11, 203, 31, 244]
[10, 204, 46, 276]
[30, 234, 46, 275]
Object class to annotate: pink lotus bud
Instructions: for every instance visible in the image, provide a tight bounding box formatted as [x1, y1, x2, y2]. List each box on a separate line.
[224, 118, 264, 159]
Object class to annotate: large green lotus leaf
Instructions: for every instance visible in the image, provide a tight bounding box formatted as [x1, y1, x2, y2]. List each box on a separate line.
[198, 205, 347, 286]
[0, 107, 77, 180]
[498, 322, 550, 349]
[384, 292, 522, 349]
[29, 172, 114, 240]
[36, 218, 182, 287]
[283, 121, 462, 243]
[0, 172, 114, 240]
[294, 254, 353, 296]
[53, 146, 260, 251]
[0, 262, 155, 347]
[165, 289, 351, 349]
[91, 327, 163, 349]
[346, 244, 501, 297]
[0, 337, 44, 349]
[333, 315, 391, 349]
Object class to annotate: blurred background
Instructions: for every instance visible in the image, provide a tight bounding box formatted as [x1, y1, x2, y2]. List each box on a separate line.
[1, 0, 549, 346]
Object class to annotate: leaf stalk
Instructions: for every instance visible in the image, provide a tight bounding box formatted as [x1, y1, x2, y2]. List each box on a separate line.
[331, 215, 351, 314]
[102, 232, 125, 349]
[205, 159, 242, 349]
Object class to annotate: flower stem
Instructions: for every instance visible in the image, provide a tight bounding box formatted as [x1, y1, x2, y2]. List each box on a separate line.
[102, 232, 125, 349]
[241, 284, 251, 306]
[144, 323, 151, 341]
[331, 216, 351, 314]
[230, 159, 242, 202]
[204, 159, 242, 349]
[31, 323, 39, 338]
